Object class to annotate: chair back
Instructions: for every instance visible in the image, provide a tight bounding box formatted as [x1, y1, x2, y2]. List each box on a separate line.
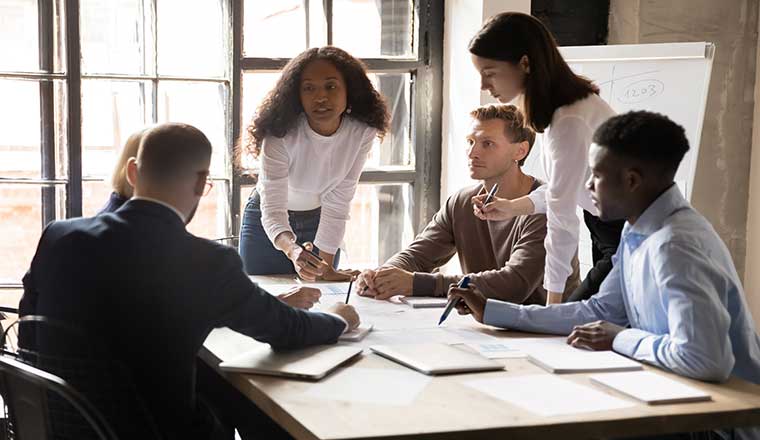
[0, 354, 118, 440]
[2, 316, 162, 440]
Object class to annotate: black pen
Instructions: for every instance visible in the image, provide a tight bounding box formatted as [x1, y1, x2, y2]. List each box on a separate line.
[345, 277, 354, 304]
[438, 276, 471, 326]
[483, 183, 500, 205]
[297, 242, 324, 268]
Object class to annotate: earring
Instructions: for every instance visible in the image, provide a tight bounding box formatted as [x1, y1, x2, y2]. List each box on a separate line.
[345, 106, 352, 114]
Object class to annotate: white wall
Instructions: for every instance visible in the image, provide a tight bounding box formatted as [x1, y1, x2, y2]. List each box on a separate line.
[746, 11, 760, 329]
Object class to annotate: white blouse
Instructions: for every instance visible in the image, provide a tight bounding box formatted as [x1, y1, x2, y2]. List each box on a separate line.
[527, 93, 616, 293]
[258, 114, 377, 254]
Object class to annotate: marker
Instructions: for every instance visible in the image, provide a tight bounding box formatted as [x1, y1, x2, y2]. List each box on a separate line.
[438, 276, 471, 326]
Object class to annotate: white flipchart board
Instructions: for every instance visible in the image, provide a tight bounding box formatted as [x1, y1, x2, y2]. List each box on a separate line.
[522, 42, 715, 274]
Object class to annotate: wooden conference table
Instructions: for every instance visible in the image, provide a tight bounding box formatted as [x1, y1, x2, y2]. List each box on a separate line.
[200, 275, 760, 440]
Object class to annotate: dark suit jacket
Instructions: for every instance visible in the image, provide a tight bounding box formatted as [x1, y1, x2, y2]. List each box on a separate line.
[19, 199, 345, 439]
[97, 191, 128, 215]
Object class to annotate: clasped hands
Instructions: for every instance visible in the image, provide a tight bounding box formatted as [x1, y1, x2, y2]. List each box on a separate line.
[356, 266, 413, 300]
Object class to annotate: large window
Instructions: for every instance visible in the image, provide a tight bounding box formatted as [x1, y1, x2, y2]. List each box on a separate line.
[0, 0, 442, 293]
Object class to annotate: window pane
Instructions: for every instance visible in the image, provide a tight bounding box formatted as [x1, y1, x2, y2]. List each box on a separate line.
[332, 0, 414, 58]
[82, 180, 114, 217]
[80, 0, 154, 75]
[366, 73, 412, 167]
[241, 72, 279, 169]
[157, 0, 227, 78]
[0, 0, 38, 72]
[82, 79, 151, 178]
[239, 184, 255, 223]
[343, 183, 413, 269]
[186, 179, 229, 240]
[0, 79, 40, 178]
[0, 184, 66, 284]
[243, 0, 306, 57]
[158, 81, 228, 176]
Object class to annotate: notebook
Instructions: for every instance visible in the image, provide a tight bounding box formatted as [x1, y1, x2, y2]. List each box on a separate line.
[370, 343, 504, 375]
[590, 371, 711, 404]
[400, 297, 449, 308]
[339, 323, 373, 342]
[528, 347, 643, 374]
[219, 345, 362, 380]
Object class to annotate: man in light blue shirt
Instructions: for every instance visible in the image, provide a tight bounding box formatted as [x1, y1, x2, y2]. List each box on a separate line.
[451, 111, 760, 439]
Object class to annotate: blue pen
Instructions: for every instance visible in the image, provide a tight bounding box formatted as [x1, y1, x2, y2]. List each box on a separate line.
[438, 276, 471, 326]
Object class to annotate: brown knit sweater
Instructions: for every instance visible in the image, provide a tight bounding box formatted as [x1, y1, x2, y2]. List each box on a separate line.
[384, 181, 580, 305]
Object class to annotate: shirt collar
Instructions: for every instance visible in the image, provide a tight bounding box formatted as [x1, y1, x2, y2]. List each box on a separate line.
[622, 183, 689, 240]
[131, 196, 186, 224]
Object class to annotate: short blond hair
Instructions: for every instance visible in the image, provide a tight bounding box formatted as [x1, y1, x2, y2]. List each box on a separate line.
[469, 104, 536, 166]
[110, 129, 147, 198]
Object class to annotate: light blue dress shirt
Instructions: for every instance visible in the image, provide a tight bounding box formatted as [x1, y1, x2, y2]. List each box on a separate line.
[484, 185, 760, 438]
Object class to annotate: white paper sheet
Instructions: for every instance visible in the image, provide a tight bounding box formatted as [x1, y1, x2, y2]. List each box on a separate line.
[589, 371, 711, 404]
[465, 374, 635, 416]
[304, 367, 432, 406]
[258, 282, 350, 296]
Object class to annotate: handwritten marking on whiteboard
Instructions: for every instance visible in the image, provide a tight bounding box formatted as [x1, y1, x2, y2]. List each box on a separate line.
[618, 79, 664, 104]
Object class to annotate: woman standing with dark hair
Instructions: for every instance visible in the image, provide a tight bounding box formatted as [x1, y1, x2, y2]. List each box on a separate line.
[240, 46, 390, 280]
[469, 12, 624, 304]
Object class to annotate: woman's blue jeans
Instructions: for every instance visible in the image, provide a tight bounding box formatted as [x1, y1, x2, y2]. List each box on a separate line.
[239, 190, 339, 275]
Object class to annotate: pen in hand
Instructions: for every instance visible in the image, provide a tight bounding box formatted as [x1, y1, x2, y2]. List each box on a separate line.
[438, 276, 471, 326]
[296, 242, 324, 268]
[483, 183, 500, 206]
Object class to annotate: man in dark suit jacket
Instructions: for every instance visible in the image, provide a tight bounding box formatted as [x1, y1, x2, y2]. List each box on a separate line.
[19, 123, 359, 439]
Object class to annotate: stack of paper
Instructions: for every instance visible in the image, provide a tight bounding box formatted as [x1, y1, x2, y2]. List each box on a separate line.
[590, 371, 711, 404]
[400, 297, 449, 308]
[527, 345, 642, 373]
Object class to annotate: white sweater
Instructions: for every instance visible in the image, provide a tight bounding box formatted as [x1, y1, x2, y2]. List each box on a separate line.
[258, 114, 377, 254]
[527, 93, 616, 293]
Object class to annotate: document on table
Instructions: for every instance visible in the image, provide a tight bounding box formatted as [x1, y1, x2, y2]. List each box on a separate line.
[465, 374, 635, 416]
[527, 344, 642, 373]
[205, 327, 268, 362]
[362, 327, 500, 347]
[400, 297, 449, 308]
[339, 323, 373, 342]
[463, 336, 566, 359]
[257, 282, 350, 296]
[304, 367, 432, 406]
[590, 371, 711, 404]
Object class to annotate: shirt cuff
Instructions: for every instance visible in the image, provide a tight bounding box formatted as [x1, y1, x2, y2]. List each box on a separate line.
[265, 224, 295, 246]
[412, 272, 438, 296]
[612, 328, 648, 357]
[527, 188, 547, 214]
[325, 313, 350, 334]
[313, 238, 339, 255]
[482, 299, 521, 329]
[543, 278, 568, 295]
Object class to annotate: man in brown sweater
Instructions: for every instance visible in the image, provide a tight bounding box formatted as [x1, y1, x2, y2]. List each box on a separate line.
[358, 104, 580, 305]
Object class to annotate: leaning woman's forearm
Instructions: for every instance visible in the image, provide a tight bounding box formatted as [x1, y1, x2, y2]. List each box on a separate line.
[274, 231, 297, 254]
[511, 195, 535, 216]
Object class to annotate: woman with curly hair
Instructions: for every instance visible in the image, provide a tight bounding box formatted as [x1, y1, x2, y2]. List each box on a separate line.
[239, 46, 389, 281]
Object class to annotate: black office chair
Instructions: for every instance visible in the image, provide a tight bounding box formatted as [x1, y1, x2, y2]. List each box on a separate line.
[0, 316, 162, 440]
[0, 354, 118, 440]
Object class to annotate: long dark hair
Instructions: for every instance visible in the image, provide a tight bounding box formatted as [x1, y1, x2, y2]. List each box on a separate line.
[469, 12, 598, 132]
[245, 46, 390, 159]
